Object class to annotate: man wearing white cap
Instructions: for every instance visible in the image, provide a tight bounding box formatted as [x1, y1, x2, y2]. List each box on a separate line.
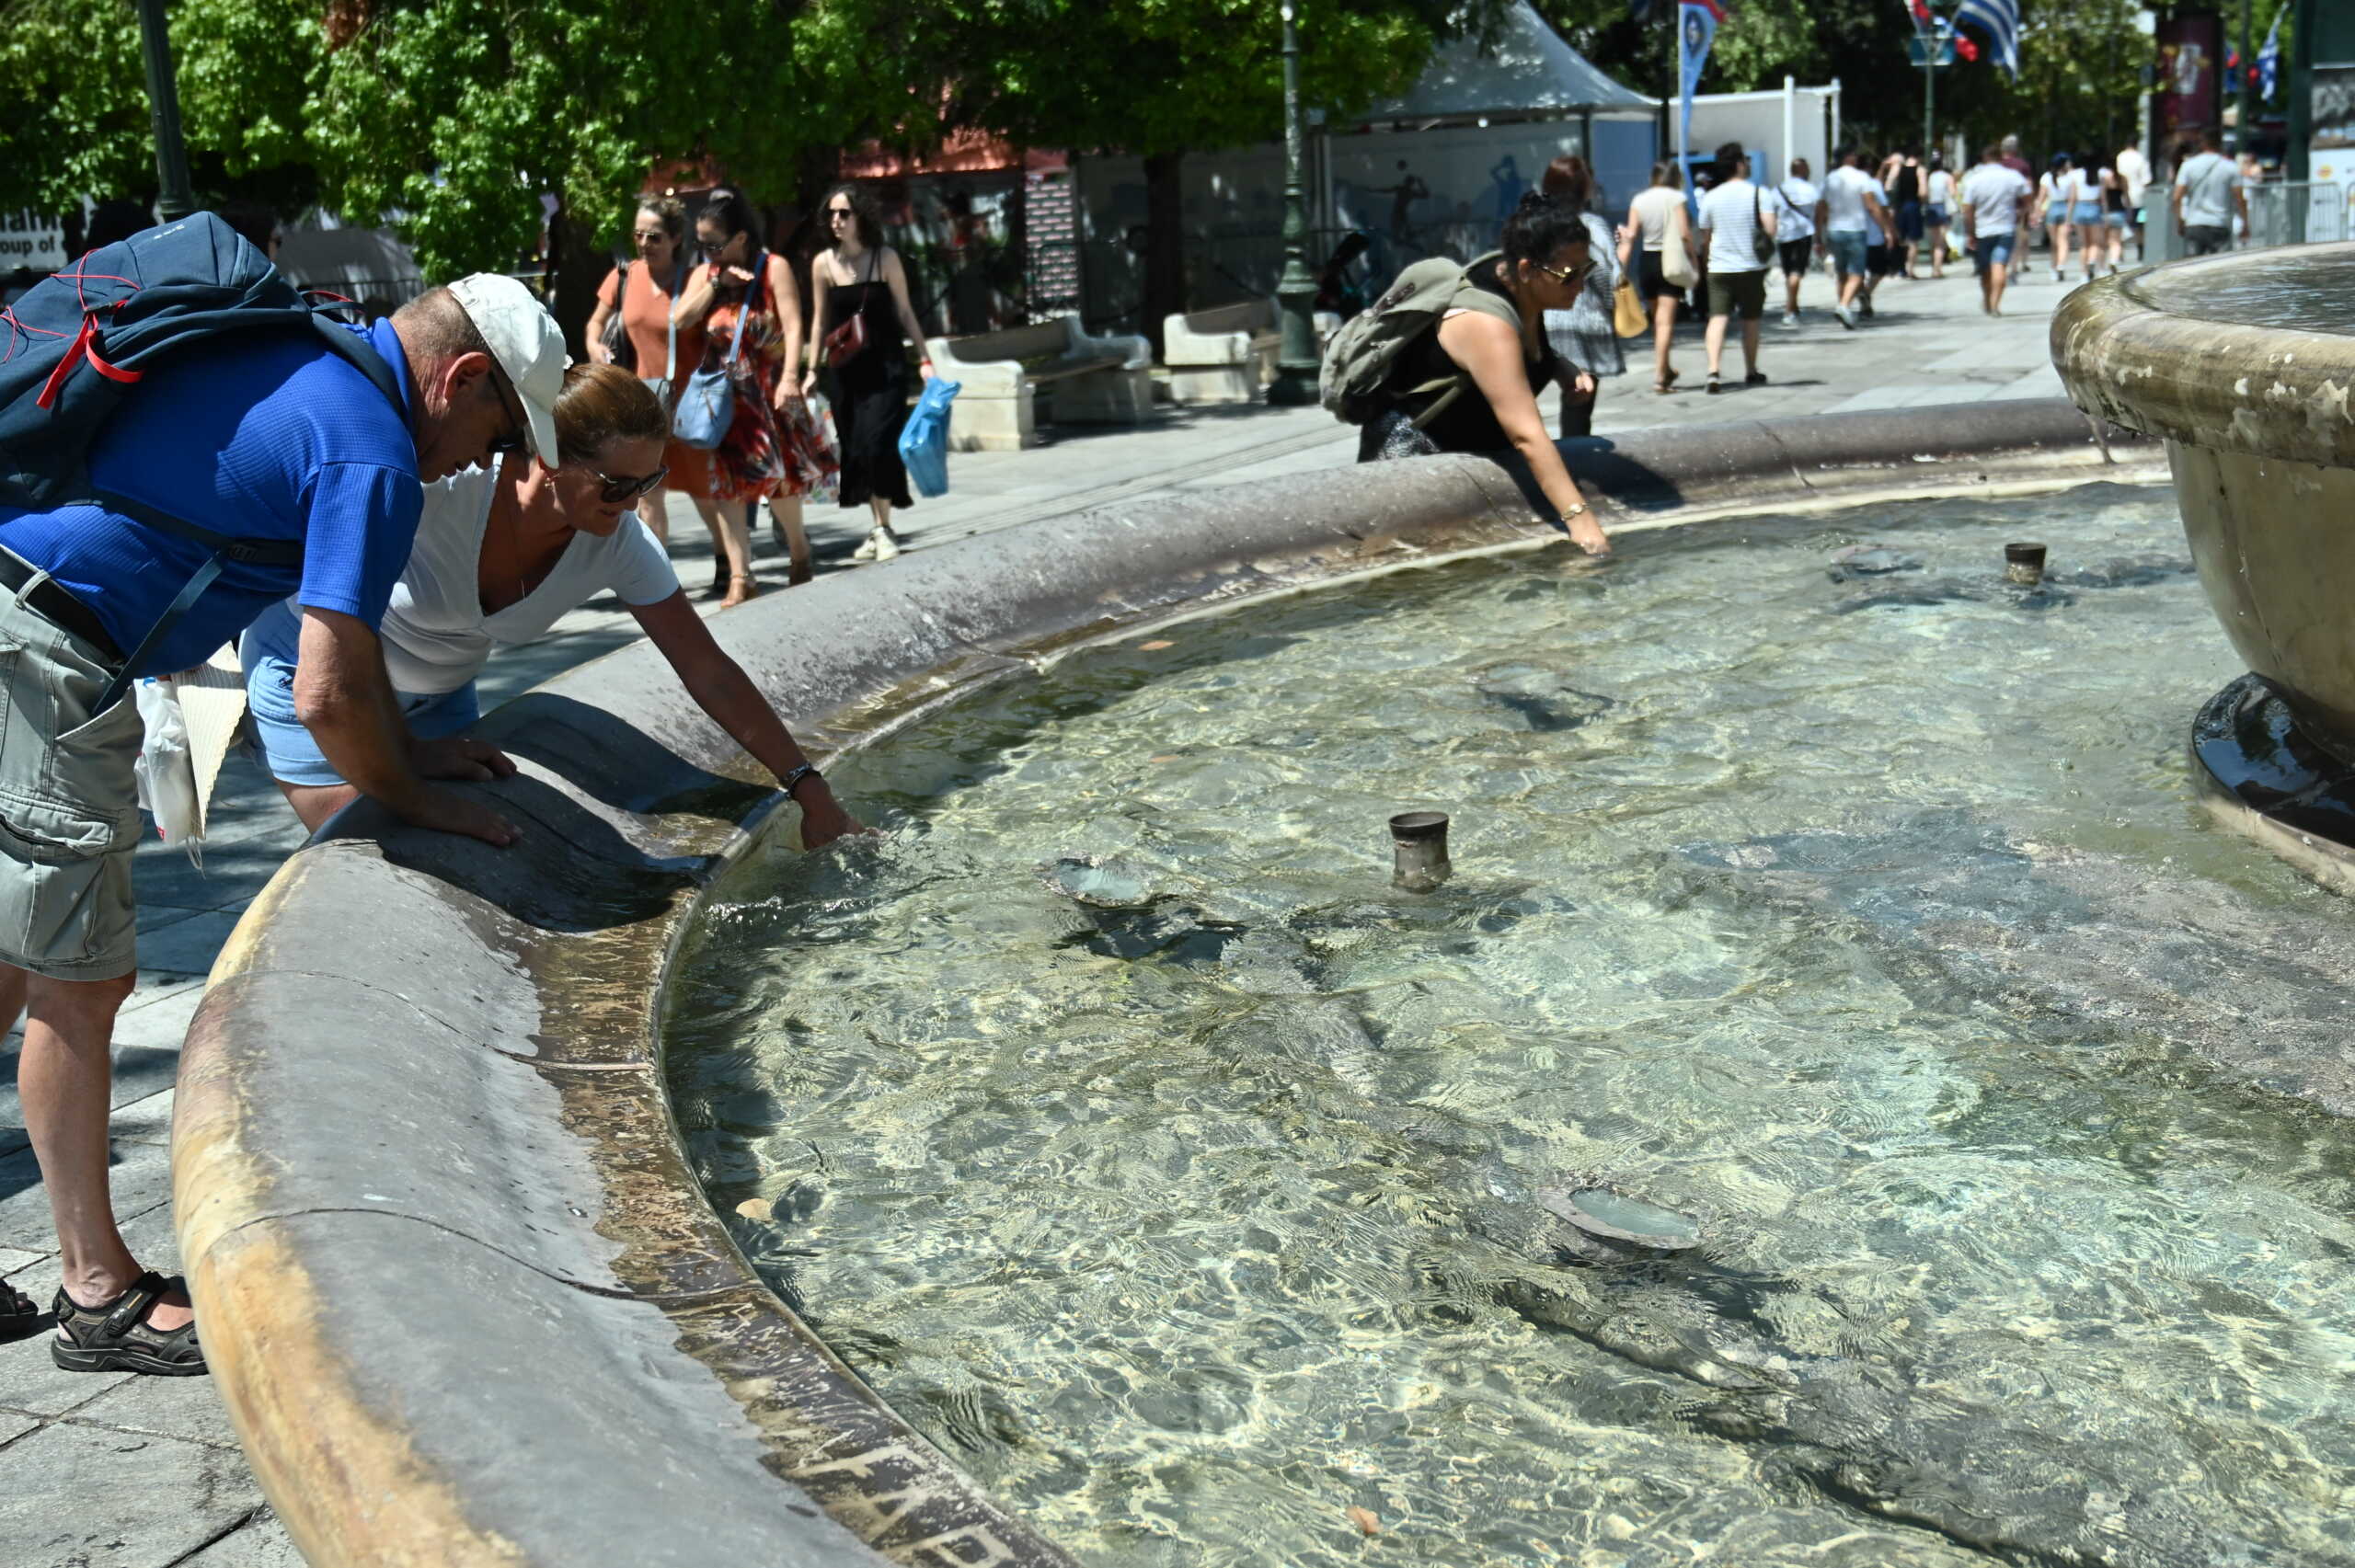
[0, 270, 566, 1377]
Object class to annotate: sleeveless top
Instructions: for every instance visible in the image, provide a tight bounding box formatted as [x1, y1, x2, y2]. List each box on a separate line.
[823, 250, 903, 378]
[1893, 163, 1922, 203]
[1631, 187, 1683, 252]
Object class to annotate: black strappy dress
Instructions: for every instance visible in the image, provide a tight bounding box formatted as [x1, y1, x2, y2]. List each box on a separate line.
[822, 252, 913, 510]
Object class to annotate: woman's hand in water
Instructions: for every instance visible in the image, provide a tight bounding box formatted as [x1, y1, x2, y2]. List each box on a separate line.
[1568, 512, 1612, 557]
[798, 790, 867, 851]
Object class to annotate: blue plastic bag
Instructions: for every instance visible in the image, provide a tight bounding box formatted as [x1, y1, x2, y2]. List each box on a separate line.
[897, 378, 959, 498]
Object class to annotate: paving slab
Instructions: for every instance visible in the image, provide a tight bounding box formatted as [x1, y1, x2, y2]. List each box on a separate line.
[0, 1421, 262, 1568]
[178, 1514, 304, 1567]
[69, 1373, 243, 1450]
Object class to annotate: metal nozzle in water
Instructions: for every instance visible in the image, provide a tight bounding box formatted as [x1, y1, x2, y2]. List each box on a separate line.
[2005, 542, 2048, 587]
[1390, 811, 1452, 893]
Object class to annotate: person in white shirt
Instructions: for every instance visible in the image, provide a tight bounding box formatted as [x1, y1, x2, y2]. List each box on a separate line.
[2035, 155, 2085, 282]
[1695, 142, 1775, 395]
[1922, 154, 1957, 279]
[1774, 156, 1822, 326]
[239, 363, 864, 846]
[1820, 145, 1891, 329]
[2173, 129, 2247, 256]
[2115, 143, 2149, 258]
[1959, 142, 2032, 315]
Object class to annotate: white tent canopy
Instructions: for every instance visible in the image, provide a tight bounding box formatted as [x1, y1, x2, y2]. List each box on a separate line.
[1364, 1, 1653, 122]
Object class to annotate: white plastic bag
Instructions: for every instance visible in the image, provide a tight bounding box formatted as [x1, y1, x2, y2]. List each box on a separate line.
[132, 678, 204, 868]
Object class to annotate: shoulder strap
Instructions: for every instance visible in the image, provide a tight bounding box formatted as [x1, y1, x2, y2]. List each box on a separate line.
[665, 262, 682, 383]
[309, 315, 404, 411]
[723, 251, 763, 367]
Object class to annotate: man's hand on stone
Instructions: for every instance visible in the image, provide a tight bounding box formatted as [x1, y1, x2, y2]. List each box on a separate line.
[396, 783, 522, 848]
[410, 733, 515, 784]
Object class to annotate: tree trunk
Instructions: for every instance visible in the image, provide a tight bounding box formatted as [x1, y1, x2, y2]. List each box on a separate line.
[1143, 149, 1185, 357]
[549, 197, 604, 361]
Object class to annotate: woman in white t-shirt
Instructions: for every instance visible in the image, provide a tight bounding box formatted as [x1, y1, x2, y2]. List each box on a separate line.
[240, 363, 863, 846]
[1922, 155, 1956, 279]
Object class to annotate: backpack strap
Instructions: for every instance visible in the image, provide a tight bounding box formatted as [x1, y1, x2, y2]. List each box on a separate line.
[308, 314, 405, 412]
[1404, 256, 1521, 429]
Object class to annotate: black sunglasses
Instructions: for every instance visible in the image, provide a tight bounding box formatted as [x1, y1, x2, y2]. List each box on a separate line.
[826, 208, 855, 220]
[593, 464, 669, 504]
[485, 363, 529, 454]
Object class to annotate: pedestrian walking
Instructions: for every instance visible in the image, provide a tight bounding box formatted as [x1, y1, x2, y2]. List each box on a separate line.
[1960, 143, 2032, 315]
[2116, 142, 2150, 259]
[1537, 155, 1624, 439]
[2173, 130, 2246, 257]
[238, 364, 863, 844]
[1998, 136, 2036, 275]
[2037, 155, 2083, 282]
[585, 196, 717, 549]
[1621, 162, 1697, 395]
[1923, 154, 1956, 278]
[1821, 146, 1890, 329]
[2090, 157, 2128, 276]
[0, 227, 557, 1375]
[1345, 192, 1610, 555]
[801, 185, 933, 564]
[1774, 156, 1822, 324]
[1882, 148, 1925, 277]
[1695, 143, 1775, 395]
[692, 188, 815, 604]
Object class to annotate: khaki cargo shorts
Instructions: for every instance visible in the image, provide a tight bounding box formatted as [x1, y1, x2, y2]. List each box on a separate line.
[0, 585, 143, 981]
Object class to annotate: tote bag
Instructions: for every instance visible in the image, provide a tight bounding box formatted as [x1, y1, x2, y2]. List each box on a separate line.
[672, 251, 762, 451]
[1612, 276, 1648, 337]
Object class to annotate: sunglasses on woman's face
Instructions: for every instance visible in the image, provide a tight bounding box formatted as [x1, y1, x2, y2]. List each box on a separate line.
[827, 208, 855, 221]
[698, 237, 732, 257]
[1532, 258, 1595, 287]
[593, 464, 668, 504]
[632, 230, 667, 245]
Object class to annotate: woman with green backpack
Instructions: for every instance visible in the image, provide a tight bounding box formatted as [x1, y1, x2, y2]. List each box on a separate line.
[1338, 190, 1610, 556]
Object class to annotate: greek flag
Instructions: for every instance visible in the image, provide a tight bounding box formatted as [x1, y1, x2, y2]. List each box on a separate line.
[1953, 0, 2019, 75]
[2257, 9, 2281, 102]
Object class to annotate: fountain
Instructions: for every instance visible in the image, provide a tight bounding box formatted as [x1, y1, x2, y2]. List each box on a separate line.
[2054, 244, 2355, 891]
[170, 401, 2176, 1564]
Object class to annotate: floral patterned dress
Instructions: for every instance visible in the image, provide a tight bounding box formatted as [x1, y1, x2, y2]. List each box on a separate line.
[701, 258, 837, 505]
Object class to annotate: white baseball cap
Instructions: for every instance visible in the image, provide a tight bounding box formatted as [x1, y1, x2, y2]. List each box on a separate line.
[446, 273, 569, 467]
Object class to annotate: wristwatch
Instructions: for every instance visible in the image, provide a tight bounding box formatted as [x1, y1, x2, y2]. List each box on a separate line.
[780, 762, 823, 800]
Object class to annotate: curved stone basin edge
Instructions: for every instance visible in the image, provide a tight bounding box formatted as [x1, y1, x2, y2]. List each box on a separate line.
[170, 400, 2155, 1567]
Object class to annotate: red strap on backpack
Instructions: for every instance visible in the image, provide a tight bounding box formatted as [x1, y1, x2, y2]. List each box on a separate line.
[33, 315, 142, 410]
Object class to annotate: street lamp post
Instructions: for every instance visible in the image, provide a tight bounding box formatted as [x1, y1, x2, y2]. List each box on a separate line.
[1268, 0, 1321, 406]
[133, 0, 197, 222]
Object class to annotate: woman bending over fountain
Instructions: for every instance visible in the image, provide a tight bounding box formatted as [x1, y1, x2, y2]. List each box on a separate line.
[1355, 190, 1610, 556]
[239, 364, 863, 846]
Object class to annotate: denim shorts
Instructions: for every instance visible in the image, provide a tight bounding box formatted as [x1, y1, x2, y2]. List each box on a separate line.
[1971, 234, 2016, 270]
[244, 644, 480, 788]
[2070, 203, 2102, 226]
[1827, 230, 1871, 277]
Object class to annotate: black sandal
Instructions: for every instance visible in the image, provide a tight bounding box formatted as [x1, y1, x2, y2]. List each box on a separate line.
[1, 1276, 37, 1340]
[51, 1270, 206, 1376]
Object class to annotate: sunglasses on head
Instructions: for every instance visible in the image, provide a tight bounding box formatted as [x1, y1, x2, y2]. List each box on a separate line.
[592, 464, 668, 504]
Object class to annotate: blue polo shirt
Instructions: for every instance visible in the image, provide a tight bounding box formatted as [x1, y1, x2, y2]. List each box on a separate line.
[0, 318, 423, 677]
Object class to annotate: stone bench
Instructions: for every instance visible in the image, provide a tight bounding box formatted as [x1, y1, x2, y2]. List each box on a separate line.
[1163, 299, 1281, 405]
[925, 316, 1153, 451]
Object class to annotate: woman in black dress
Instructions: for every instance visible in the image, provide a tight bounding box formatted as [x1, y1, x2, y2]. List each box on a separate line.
[799, 184, 934, 563]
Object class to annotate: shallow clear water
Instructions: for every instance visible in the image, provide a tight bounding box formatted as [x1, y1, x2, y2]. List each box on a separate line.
[2130, 246, 2355, 337]
[670, 484, 2355, 1567]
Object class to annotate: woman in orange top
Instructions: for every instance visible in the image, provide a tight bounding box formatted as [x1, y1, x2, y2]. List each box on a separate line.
[586, 196, 716, 559]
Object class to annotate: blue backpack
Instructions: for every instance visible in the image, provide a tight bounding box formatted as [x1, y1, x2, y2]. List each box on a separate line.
[0, 211, 404, 704]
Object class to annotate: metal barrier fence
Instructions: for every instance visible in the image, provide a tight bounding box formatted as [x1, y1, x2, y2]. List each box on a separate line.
[2244, 180, 2351, 249]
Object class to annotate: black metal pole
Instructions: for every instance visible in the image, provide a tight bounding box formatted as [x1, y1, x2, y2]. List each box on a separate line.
[134, 0, 196, 221]
[1268, 0, 1321, 405]
[2234, 0, 2252, 153]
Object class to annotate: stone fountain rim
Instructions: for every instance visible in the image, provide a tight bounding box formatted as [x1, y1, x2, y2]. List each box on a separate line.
[2051, 244, 2355, 468]
[167, 400, 2156, 1567]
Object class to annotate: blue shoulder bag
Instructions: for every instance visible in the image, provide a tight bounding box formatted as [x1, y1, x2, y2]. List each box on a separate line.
[672, 250, 762, 451]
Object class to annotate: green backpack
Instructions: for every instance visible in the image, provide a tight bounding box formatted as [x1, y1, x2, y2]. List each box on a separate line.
[1318, 250, 1522, 428]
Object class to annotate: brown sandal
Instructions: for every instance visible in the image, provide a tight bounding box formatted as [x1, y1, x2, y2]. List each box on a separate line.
[719, 573, 760, 610]
[51, 1270, 205, 1376]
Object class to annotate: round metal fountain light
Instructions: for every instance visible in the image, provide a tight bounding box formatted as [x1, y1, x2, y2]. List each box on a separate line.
[1539, 1185, 1703, 1263]
[1390, 810, 1452, 893]
[2005, 542, 2048, 587]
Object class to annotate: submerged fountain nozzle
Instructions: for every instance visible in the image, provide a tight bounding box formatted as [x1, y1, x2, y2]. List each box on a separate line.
[1390, 810, 1452, 893]
[2005, 541, 2048, 587]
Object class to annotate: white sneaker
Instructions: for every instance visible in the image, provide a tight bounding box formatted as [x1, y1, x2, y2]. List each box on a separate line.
[867, 526, 901, 563]
[1835, 304, 1855, 330]
[1780, 311, 1799, 328]
[851, 531, 879, 562]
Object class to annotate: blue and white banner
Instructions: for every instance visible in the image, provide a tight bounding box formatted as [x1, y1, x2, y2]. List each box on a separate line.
[1678, 2, 1720, 156]
[2257, 9, 2281, 103]
[1953, 0, 2019, 76]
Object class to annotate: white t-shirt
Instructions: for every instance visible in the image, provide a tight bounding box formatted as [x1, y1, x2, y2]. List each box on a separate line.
[1775, 177, 1820, 240]
[1926, 169, 1956, 210]
[1821, 166, 1882, 234]
[2116, 146, 2148, 207]
[377, 466, 680, 693]
[2175, 152, 2240, 227]
[1959, 163, 2032, 236]
[1698, 177, 1774, 273]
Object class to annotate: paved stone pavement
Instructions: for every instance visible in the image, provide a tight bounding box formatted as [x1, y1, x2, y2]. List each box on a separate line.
[0, 260, 2082, 1564]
